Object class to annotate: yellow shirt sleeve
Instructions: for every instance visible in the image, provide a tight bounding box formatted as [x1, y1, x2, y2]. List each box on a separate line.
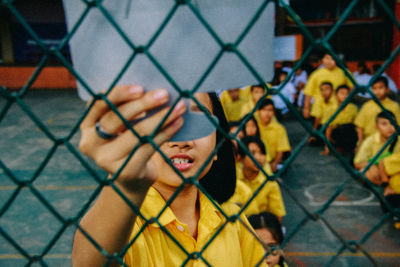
[383, 153, 400, 194]
[265, 181, 286, 217]
[354, 103, 368, 129]
[354, 135, 374, 165]
[311, 95, 323, 118]
[276, 124, 291, 153]
[384, 152, 400, 176]
[303, 70, 318, 97]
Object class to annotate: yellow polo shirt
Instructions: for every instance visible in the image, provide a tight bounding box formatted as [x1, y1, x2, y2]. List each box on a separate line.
[383, 153, 400, 193]
[228, 179, 260, 216]
[354, 98, 400, 138]
[222, 96, 251, 122]
[258, 120, 291, 162]
[124, 187, 267, 267]
[303, 67, 353, 98]
[220, 87, 251, 108]
[323, 102, 358, 127]
[354, 132, 400, 165]
[310, 95, 337, 123]
[236, 165, 286, 218]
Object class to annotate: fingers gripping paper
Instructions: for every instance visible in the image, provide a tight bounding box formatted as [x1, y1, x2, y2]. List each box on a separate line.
[63, 0, 274, 141]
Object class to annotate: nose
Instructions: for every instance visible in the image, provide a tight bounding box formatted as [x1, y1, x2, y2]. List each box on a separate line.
[167, 140, 194, 150]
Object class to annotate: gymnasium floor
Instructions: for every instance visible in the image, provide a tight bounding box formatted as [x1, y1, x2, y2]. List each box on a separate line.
[0, 89, 399, 266]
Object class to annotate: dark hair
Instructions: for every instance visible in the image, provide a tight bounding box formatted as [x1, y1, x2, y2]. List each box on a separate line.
[376, 110, 395, 123]
[357, 61, 371, 74]
[372, 76, 389, 88]
[242, 116, 260, 138]
[248, 212, 284, 244]
[200, 92, 236, 204]
[336, 84, 350, 94]
[237, 136, 266, 158]
[372, 64, 381, 74]
[257, 98, 275, 110]
[320, 81, 333, 89]
[228, 120, 241, 129]
[250, 84, 266, 92]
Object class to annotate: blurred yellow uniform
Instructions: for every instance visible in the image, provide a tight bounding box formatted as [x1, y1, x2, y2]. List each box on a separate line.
[354, 98, 400, 138]
[383, 153, 400, 193]
[236, 164, 286, 218]
[323, 102, 358, 127]
[124, 187, 267, 266]
[258, 120, 291, 162]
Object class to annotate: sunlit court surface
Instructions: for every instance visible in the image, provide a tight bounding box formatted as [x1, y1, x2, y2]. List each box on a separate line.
[1, 0, 400, 266]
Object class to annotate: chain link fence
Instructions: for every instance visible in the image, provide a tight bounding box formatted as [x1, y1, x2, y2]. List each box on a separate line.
[1, 0, 400, 266]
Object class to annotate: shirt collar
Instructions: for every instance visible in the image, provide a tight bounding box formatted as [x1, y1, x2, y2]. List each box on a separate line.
[140, 187, 222, 230]
[140, 187, 177, 227]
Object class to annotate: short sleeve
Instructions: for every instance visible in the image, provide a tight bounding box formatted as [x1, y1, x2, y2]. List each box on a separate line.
[303, 71, 318, 97]
[354, 137, 372, 164]
[276, 125, 291, 153]
[384, 153, 400, 176]
[354, 104, 367, 129]
[266, 181, 286, 217]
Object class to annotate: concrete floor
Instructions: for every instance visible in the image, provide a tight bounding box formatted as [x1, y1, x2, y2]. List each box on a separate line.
[0, 90, 399, 266]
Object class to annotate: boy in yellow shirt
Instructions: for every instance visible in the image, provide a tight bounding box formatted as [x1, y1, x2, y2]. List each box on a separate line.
[310, 81, 337, 130]
[235, 136, 286, 220]
[221, 87, 251, 122]
[303, 52, 353, 119]
[321, 85, 358, 155]
[354, 76, 400, 145]
[257, 99, 291, 172]
[354, 111, 400, 186]
[240, 84, 267, 119]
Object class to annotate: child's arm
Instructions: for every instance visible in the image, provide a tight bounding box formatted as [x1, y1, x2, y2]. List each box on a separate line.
[72, 85, 186, 266]
[303, 95, 312, 119]
[356, 126, 364, 148]
[270, 152, 283, 173]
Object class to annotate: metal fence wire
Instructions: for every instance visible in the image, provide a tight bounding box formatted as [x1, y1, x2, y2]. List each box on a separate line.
[1, 0, 400, 266]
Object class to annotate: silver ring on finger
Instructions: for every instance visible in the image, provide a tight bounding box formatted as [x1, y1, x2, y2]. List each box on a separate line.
[95, 121, 117, 140]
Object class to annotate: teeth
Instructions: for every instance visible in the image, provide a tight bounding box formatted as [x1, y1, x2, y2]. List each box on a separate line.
[172, 158, 189, 164]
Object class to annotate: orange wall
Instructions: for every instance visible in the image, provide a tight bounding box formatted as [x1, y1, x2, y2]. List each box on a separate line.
[0, 66, 77, 89]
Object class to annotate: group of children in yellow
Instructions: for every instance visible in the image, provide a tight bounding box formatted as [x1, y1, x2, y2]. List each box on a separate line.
[220, 52, 400, 244]
[72, 52, 399, 267]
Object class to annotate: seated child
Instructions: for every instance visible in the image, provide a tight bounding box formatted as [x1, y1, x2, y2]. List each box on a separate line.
[248, 212, 288, 267]
[354, 76, 400, 145]
[354, 111, 400, 186]
[221, 87, 251, 122]
[321, 85, 358, 155]
[271, 70, 297, 119]
[240, 84, 267, 119]
[257, 99, 291, 172]
[229, 120, 245, 162]
[235, 136, 286, 220]
[309, 81, 337, 140]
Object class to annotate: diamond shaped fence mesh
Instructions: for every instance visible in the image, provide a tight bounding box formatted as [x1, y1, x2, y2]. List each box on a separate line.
[1, 0, 400, 266]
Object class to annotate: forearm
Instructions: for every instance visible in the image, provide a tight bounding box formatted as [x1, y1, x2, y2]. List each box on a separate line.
[272, 152, 283, 166]
[304, 95, 311, 117]
[354, 162, 368, 171]
[72, 185, 149, 266]
[356, 127, 364, 145]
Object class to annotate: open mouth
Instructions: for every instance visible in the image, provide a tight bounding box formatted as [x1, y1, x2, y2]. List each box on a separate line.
[170, 155, 194, 171]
